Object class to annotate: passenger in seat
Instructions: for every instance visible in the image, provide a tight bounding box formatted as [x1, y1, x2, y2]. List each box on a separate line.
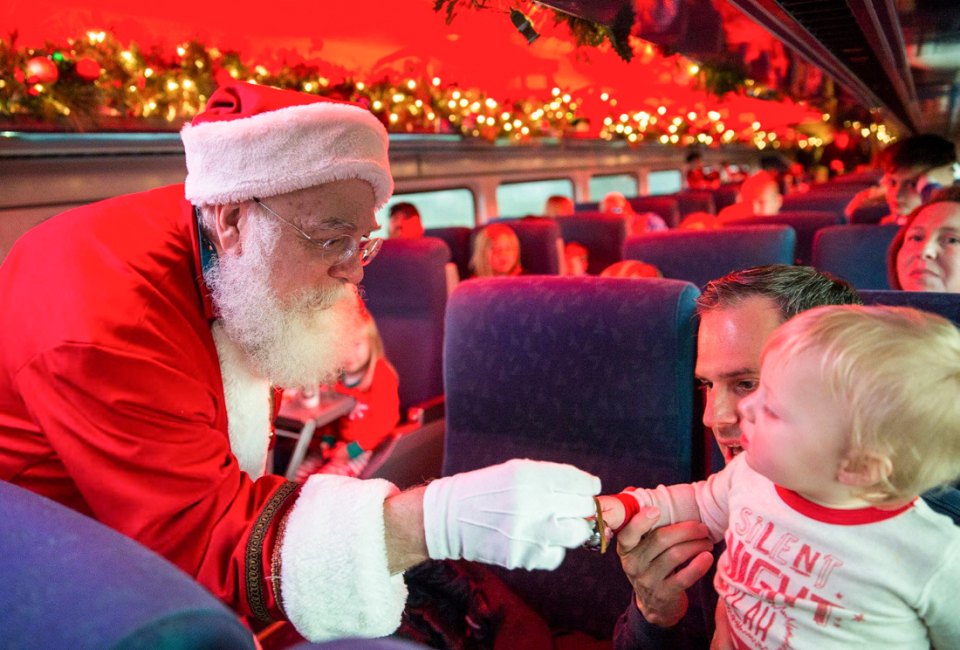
[294, 299, 400, 480]
[470, 223, 522, 277]
[388, 201, 425, 239]
[716, 170, 782, 222]
[600, 260, 662, 278]
[601, 305, 960, 649]
[564, 241, 589, 276]
[888, 186, 960, 293]
[544, 194, 575, 217]
[610, 264, 960, 650]
[600, 192, 668, 235]
[846, 134, 957, 225]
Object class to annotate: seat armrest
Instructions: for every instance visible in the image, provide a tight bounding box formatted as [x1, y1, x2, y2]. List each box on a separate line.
[405, 394, 445, 426]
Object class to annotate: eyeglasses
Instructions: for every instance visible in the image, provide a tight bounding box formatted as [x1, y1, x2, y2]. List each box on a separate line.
[252, 197, 382, 267]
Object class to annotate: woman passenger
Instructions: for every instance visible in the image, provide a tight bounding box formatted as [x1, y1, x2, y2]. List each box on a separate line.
[470, 223, 523, 277]
[888, 186, 960, 292]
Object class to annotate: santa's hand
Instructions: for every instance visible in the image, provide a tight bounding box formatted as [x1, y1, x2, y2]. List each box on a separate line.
[422, 459, 600, 570]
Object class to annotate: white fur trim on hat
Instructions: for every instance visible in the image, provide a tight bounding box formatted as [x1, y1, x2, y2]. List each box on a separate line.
[181, 101, 394, 208]
[280, 474, 407, 641]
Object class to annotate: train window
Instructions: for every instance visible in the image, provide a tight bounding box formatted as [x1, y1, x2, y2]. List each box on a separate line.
[589, 174, 638, 199]
[496, 178, 574, 218]
[647, 170, 683, 195]
[374, 188, 476, 238]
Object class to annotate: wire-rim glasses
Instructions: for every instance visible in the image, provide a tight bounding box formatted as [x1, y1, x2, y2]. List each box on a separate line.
[252, 197, 382, 267]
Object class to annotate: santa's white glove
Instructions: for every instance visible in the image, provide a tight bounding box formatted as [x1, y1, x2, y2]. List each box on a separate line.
[422, 458, 601, 570]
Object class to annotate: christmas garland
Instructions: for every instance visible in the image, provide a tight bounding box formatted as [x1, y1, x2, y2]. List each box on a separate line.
[0, 27, 891, 153]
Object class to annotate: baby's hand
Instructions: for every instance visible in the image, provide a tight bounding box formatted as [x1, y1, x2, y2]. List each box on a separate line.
[596, 494, 628, 533]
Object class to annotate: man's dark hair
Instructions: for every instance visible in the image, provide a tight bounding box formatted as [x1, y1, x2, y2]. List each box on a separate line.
[686, 151, 702, 164]
[697, 264, 861, 319]
[882, 134, 957, 173]
[389, 202, 420, 220]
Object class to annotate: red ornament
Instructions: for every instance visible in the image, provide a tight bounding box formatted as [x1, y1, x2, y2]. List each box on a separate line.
[75, 57, 101, 82]
[26, 56, 59, 85]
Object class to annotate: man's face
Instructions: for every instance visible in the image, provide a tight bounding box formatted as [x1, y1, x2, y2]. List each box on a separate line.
[252, 178, 379, 301]
[388, 214, 424, 239]
[883, 165, 934, 220]
[695, 295, 784, 464]
[206, 179, 375, 388]
[752, 184, 782, 216]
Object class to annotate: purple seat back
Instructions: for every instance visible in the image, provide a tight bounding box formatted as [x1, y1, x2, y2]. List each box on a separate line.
[444, 276, 699, 639]
[361, 238, 450, 412]
[625, 226, 795, 288]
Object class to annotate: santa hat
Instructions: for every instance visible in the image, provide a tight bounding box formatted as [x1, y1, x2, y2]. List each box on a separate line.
[181, 81, 393, 208]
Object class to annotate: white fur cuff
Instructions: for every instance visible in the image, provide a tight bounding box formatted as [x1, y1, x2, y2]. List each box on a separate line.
[280, 475, 407, 641]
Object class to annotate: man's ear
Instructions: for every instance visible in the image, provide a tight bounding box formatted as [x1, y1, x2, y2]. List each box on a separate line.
[210, 204, 243, 255]
[838, 451, 893, 487]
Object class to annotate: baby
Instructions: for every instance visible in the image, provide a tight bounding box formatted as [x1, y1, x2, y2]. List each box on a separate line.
[598, 305, 960, 648]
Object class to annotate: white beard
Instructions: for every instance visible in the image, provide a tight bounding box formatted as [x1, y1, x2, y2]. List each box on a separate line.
[210, 321, 272, 478]
[203, 214, 365, 476]
[204, 216, 363, 390]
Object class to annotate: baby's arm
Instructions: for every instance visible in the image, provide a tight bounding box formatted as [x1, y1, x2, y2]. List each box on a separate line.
[597, 458, 745, 545]
[597, 486, 702, 538]
[596, 493, 641, 533]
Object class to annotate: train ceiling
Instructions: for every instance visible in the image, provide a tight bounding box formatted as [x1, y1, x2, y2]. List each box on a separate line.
[2, 0, 955, 140]
[725, 0, 960, 138]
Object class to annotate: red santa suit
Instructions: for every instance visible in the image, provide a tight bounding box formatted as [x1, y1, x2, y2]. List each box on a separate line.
[0, 184, 406, 640]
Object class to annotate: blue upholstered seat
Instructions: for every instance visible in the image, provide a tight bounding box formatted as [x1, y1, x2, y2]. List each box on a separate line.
[555, 212, 628, 275]
[489, 217, 562, 275]
[719, 210, 841, 265]
[709, 184, 740, 211]
[671, 189, 716, 215]
[812, 224, 899, 290]
[0, 480, 255, 649]
[859, 290, 960, 327]
[627, 195, 681, 228]
[424, 226, 472, 282]
[848, 201, 889, 224]
[443, 276, 700, 639]
[361, 238, 450, 414]
[624, 226, 795, 288]
[574, 201, 600, 213]
[781, 191, 855, 222]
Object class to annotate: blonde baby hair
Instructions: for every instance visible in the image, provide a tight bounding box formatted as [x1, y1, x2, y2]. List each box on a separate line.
[763, 305, 960, 503]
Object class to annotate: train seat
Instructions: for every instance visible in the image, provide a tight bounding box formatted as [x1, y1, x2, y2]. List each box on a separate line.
[812, 224, 899, 290]
[489, 217, 563, 275]
[627, 195, 681, 228]
[443, 276, 700, 639]
[709, 184, 741, 211]
[719, 210, 840, 265]
[361, 238, 449, 417]
[0, 480, 255, 649]
[826, 170, 883, 186]
[859, 290, 960, 327]
[780, 192, 853, 222]
[574, 201, 601, 213]
[848, 201, 889, 224]
[424, 227, 472, 283]
[554, 212, 628, 275]
[671, 189, 716, 215]
[624, 225, 795, 288]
